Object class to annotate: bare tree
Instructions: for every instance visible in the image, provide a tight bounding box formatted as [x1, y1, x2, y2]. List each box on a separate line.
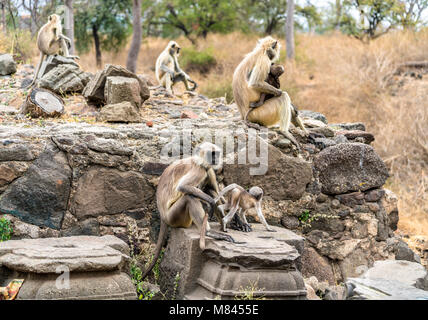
[21, 0, 41, 36]
[285, 0, 295, 59]
[126, 0, 142, 73]
[64, 0, 75, 54]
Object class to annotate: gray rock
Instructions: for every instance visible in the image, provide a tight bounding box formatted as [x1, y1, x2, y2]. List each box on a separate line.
[83, 64, 150, 105]
[104, 76, 142, 108]
[0, 142, 36, 161]
[331, 122, 366, 131]
[300, 110, 328, 124]
[0, 144, 71, 229]
[0, 54, 17, 75]
[362, 260, 427, 289]
[347, 277, 428, 300]
[39, 64, 92, 94]
[301, 247, 336, 285]
[0, 235, 129, 273]
[223, 143, 312, 201]
[394, 240, 421, 263]
[71, 167, 155, 219]
[314, 143, 389, 195]
[0, 105, 18, 115]
[337, 130, 375, 144]
[98, 102, 142, 123]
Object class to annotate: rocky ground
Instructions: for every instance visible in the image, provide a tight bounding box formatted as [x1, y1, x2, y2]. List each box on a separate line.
[0, 64, 427, 299]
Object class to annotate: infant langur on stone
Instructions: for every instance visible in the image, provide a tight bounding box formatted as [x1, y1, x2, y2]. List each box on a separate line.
[245, 63, 285, 123]
[215, 184, 275, 232]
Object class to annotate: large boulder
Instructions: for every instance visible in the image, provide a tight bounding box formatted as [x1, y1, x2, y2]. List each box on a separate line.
[314, 143, 389, 195]
[0, 143, 72, 229]
[223, 143, 312, 201]
[346, 260, 428, 299]
[71, 166, 155, 219]
[0, 54, 17, 76]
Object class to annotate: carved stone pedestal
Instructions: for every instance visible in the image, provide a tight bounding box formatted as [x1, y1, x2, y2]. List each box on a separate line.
[0, 236, 136, 300]
[159, 223, 307, 300]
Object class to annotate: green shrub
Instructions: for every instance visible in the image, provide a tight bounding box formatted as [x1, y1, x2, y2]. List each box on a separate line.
[180, 47, 217, 74]
[0, 216, 13, 242]
[202, 77, 234, 103]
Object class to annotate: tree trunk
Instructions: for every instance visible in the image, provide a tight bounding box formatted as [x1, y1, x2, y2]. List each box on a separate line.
[92, 24, 102, 68]
[285, 0, 295, 60]
[126, 0, 142, 73]
[64, 0, 75, 55]
[335, 0, 342, 30]
[1, 1, 6, 34]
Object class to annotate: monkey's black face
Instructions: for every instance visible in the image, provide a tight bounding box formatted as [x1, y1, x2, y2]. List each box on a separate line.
[207, 150, 221, 166]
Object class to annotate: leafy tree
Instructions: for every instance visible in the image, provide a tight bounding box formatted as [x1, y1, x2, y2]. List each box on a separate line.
[142, 0, 239, 44]
[342, 0, 403, 41]
[75, 0, 132, 67]
[393, 0, 428, 30]
[241, 0, 321, 35]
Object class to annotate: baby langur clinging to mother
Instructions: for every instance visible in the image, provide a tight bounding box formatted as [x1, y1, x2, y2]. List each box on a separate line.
[155, 41, 198, 95]
[232, 36, 308, 151]
[215, 184, 275, 233]
[28, 14, 79, 87]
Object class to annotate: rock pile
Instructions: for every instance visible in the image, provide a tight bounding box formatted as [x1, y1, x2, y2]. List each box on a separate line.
[83, 64, 150, 123]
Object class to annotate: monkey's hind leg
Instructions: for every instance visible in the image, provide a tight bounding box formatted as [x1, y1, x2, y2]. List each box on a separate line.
[187, 197, 234, 249]
[244, 108, 267, 131]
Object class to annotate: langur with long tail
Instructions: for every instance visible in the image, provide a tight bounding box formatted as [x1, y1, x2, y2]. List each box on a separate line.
[215, 184, 275, 233]
[141, 142, 234, 280]
[28, 14, 79, 88]
[232, 36, 307, 150]
[155, 41, 198, 95]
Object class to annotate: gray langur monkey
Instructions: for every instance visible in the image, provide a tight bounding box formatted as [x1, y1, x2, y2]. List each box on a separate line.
[232, 36, 308, 151]
[28, 14, 79, 88]
[155, 41, 198, 95]
[215, 183, 275, 233]
[141, 142, 235, 280]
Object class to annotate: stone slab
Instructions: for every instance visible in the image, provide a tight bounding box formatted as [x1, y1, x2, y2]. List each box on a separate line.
[0, 235, 130, 273]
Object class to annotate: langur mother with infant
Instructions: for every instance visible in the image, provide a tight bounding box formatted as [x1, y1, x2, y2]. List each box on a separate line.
[232, 36, 307, 149]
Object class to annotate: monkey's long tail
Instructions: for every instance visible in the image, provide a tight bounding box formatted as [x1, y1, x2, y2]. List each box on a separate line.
[199, 213, 209, 250]
[141, 220, 168, 280]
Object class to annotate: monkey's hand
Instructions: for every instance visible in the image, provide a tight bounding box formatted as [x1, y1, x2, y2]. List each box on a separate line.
[274, 89, 283, 97]
[266, 228, 277, 232]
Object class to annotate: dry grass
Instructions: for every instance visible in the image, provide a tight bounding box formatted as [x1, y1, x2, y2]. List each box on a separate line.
[25, 30, 428, 237]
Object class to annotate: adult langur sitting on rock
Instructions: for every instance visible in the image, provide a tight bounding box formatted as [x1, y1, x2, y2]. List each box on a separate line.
[141, 142, 235, 280]
[155, 41, 198, 96]
[28, 14, 79, 88]
[232, 36, 308, 150]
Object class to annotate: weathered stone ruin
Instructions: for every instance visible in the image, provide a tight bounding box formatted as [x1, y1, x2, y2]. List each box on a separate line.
[0, 236, 136, 300]
[160, 224, 306, 300]
[82, 64, 150, 123]
[0, 82, 425, 299]
[38, 56, 93, 94]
